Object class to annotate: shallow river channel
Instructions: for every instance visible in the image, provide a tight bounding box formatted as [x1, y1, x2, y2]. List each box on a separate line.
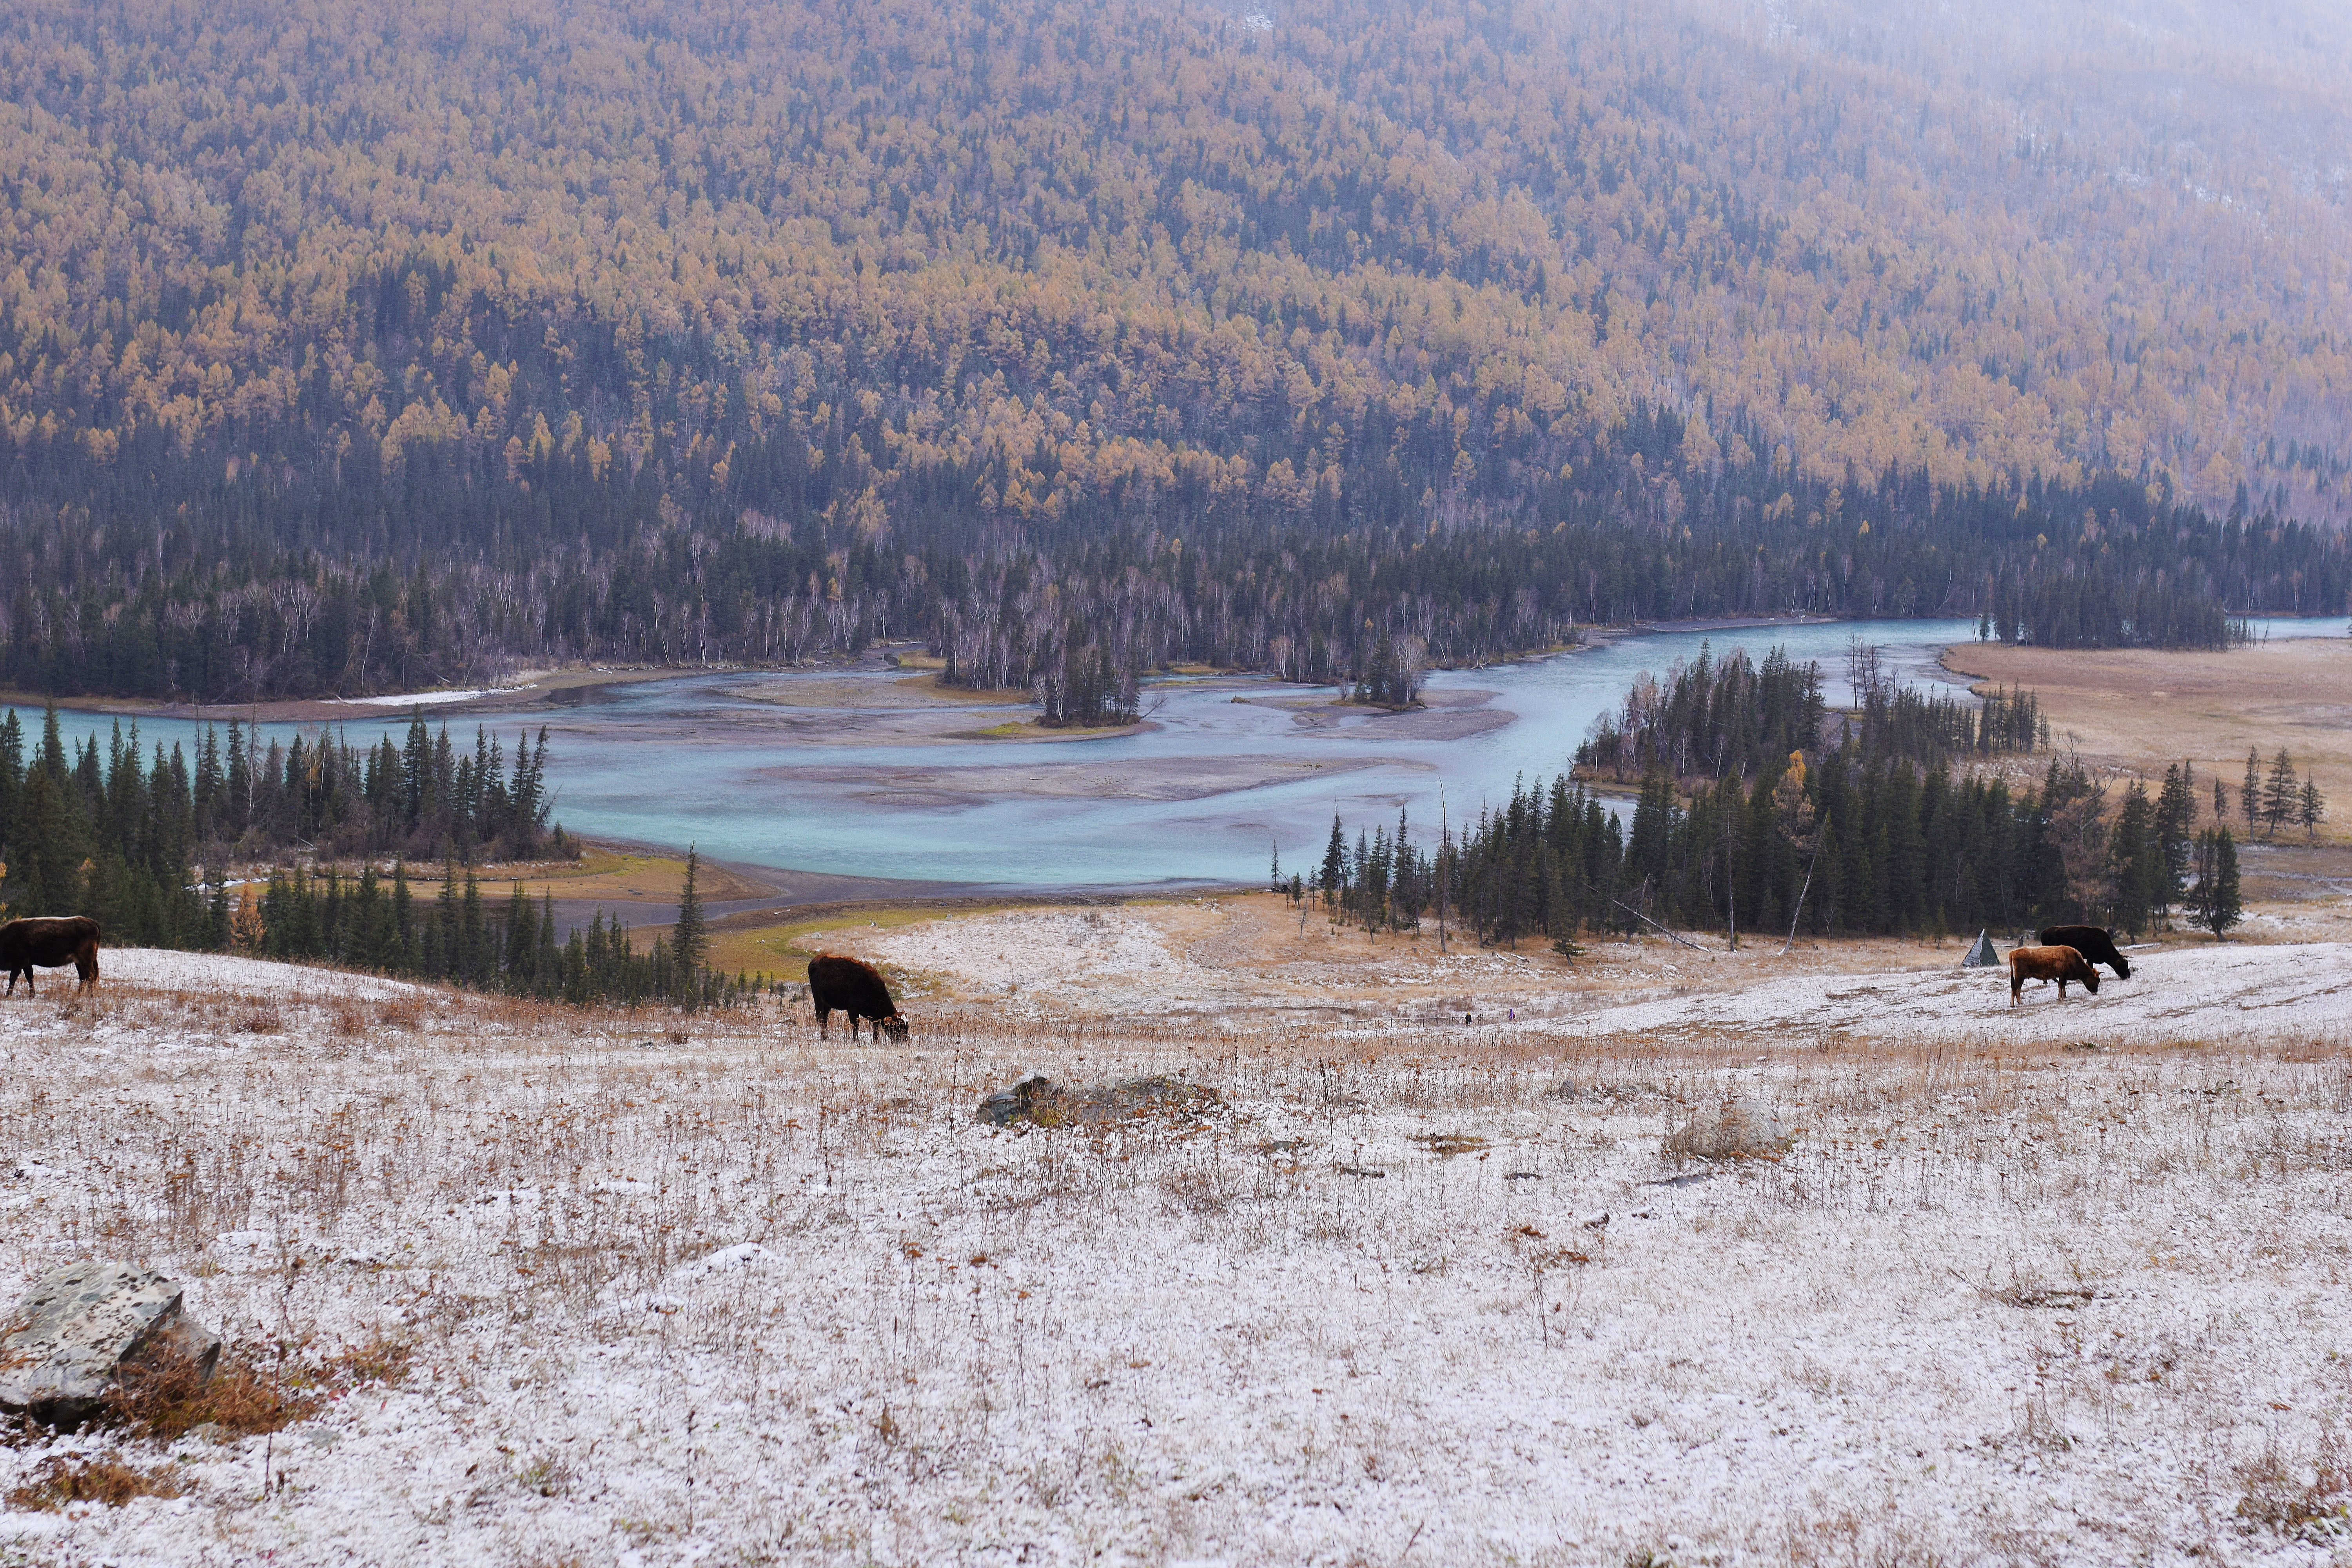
[46, 615, 2346, 891]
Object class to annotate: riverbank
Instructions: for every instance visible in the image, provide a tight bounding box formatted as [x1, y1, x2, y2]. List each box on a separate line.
[0, 663, 732, 727]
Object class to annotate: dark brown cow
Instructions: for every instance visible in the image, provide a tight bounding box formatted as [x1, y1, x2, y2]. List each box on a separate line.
[1, 916, 102, 997]
[808, 953, 907, 1042]
[2008, 944, 2099, 1007]
[2037, 924, 2132, 980]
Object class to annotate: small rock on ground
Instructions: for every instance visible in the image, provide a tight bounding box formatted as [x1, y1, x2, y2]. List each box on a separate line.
[976, 1074, 1221, 1128]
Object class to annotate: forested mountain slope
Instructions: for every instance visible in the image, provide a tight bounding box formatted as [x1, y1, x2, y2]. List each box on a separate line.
[1, 0, 2347, 700]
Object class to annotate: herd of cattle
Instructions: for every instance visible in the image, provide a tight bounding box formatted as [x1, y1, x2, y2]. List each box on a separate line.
[2, 916, 2133, 1024]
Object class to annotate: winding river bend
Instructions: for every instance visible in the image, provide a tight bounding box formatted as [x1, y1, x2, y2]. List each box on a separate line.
[45, 615, 2347, 893]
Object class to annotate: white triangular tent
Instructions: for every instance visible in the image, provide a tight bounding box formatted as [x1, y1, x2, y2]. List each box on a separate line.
[1962, 930, 2000, 967]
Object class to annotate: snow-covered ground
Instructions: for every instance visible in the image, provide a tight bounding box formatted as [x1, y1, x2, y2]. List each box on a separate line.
[91, 948, 425, 1003]
[832, 904, 2352, 1052]
[1561, 940, 2352, 1048]
[326, 687, 527, 708]
[0, 947, 2345, 1564]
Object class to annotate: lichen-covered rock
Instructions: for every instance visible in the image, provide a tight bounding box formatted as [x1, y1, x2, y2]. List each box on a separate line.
[976, 1074, 1220, 1129]
[0, 1260, 221, 1426]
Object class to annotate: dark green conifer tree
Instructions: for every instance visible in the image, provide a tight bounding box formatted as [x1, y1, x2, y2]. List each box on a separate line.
[672, 847, 708, 982]
[2190, 827, 2243, 940]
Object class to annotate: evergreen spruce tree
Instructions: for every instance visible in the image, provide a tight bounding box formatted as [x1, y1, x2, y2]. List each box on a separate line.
[2261, 748, 2299, 838]
[672, 846, 708, 983]
[16, 769, 81, 916]
[459, 869, 487, 982]
[1320, 809, 1347, 915]
[537, 892, 560, 998]
[2242, 747, 2261, 837]
[505, 881, 536, 988]
[391, 861, 415, 969]
[428, 861, 459, 978]
[2190, 827, 2243, 940]
[2153, 762, 2196, 920]
[2300, 773, 2325, 842]
[2106, 780, 2157, 938]
[0, 710, 22, 853]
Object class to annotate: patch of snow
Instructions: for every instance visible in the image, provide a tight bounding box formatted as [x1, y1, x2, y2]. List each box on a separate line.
[1559, 940, 2352, 1047]
[327, 686, 527, 708]
[667, 1243, 774, 1285]
[98, 948, 425, 1002]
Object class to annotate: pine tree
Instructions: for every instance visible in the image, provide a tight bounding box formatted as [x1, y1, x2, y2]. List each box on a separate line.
[2106, 779, 2157, 938]
[391, 860, 415, 965]
[15, 768, 81, 916]
[1320, 809, 1347, 915]
[2212, 775, 2229, 825]
[672, 846, 708, 980]
[2152, 762, 2196, 920]
[2300, 773, 2325, 842]
[2261, 748, 2299, 838]
[2242, 747, 2260, 837]
[459, 869, 487, 982]
[0, 710, 21, 853]
[506, 881, 536, 986]
[2190, 826, 2243, 940]
[537, 891, 559, 998]
[430, 860, 459, 978]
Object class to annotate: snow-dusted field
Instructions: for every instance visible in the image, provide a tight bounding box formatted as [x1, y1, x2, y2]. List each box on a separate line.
[1563, 940, 2352, 1049]
[88, 948, 426, 1004]
[0, 947, 2347, 1564]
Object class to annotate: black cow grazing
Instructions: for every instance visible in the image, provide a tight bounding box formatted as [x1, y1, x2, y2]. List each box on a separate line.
[1, 916, 102, 997]
[2008, 944, 2100, 1007]
[2037, 924, 2132, 980]
[808, 953, 908, 1042]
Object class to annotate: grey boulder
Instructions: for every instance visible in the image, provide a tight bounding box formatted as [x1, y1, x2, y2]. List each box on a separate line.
[0, 1260, 221, 1426]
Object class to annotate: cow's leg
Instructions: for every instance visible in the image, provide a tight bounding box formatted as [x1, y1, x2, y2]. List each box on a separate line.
[2058, 978, 2069, 1000]
[2010, 974, 2021, 1006]
[816, 1005, 830, 1039]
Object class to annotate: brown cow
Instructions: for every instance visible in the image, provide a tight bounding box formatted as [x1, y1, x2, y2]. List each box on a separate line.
[1, 916, 102, 997]
[2008, 944, 2099, 1007]
[808, 953, 908, 1042]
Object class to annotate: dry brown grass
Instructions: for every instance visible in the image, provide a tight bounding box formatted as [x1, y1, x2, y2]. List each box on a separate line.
[1944, 638, 2352, 842]
[102, 1349, 325, 1443]
[6, 1454, 192, 1510]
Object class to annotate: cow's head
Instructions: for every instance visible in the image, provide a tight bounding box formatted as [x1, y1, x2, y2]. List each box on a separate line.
[2082, 970, 2100, 995]
[880, 1013, 911, 1043]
